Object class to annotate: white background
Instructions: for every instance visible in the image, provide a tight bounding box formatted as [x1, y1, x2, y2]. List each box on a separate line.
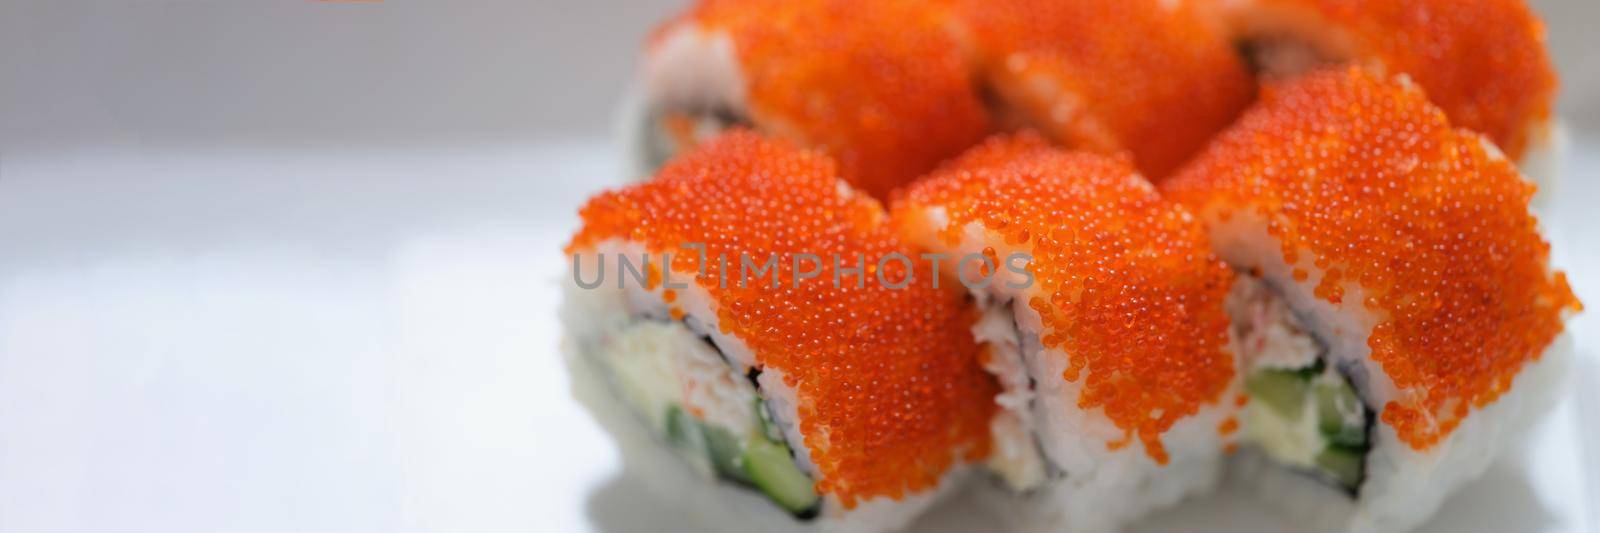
[1, 1, 1596, 532]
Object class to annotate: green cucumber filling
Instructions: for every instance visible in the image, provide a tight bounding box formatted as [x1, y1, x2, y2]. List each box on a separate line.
[1243, 360, 1370, 490]
[1230, 275, 1372, 493]
[595, 318, 820, 516]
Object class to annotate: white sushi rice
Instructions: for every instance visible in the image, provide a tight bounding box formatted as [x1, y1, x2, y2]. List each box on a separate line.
[899, 206, 1237, 533]
[561, 239, 967, 533]
[1204, 211, 1573, 533]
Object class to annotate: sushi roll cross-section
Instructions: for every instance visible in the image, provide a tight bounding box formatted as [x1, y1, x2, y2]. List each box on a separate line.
[562, 130, 999, 532]
[1213, 0, 1559, 171]
[950, 0, 1255, 179]
[626, 0, 990, 199]
[1163, 66, 1581, 533]
[892, 133, 1240, 533]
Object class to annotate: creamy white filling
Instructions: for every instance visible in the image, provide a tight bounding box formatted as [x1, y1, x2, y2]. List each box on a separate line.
[1229, 275, 1371, 486]
[1228, 275, 1333, 469]
[1227, 273, 1321, 371]
[597, 318, 761, 442]
[1243, 366, 1359, 469]
[972, 296, 1049, 492]
[570, 240, 815, 480]
[579, 315, 773, 484]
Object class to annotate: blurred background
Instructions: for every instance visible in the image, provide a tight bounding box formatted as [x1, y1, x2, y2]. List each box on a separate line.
[0, 1, 1596, 532]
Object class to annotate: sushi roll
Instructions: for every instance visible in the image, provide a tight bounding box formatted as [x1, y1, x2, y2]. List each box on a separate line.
[623, 0, 990, 199]
[892, 133, 1241, 533]
[1162, 66, 1581, 533]
[950, 0, 1255, 179]
[562, 130, 999, 532]
[1210, 0, 1561, 185]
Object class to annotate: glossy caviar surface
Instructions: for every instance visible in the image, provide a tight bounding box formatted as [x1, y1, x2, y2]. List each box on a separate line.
[954, 0, 1254, 179]
[894, 132, 1237, 464]
[1164, 67, 1580, 450]
[567, 131, 998, 507]
[1250, 0, 1557, 159]
[660, 0, 991, 199]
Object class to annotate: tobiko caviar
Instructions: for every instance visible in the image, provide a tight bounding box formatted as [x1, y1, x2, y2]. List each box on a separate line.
[563, 130, 997, 527]
[1163, 65, 1579, 532]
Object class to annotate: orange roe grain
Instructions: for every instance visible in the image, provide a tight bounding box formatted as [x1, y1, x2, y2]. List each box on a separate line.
[1219, 417, 1240, 435]
[566, 131, 998, 507]
[952, 0, 1254, 178]
[1163, 67, 1580, 450]
[1241, 0, 1557, 159]
[894, 132, 1237, 464]
[656, 0, 991, 199]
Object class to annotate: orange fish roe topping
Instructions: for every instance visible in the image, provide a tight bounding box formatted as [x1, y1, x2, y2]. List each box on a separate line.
[894, 132, 1237, 464]
[1164, 67, 1580, 450]
[1241, 0, 1557, 159]
[657, 0, 990, 199]
[953, 0, 1254, 178]
[566, 131, 998, 507]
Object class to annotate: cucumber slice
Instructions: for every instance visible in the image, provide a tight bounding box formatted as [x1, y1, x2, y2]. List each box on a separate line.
[662, 405, 717, 477]
[1246, 370, 1310, 419]
[1315, 380, 1366, 447]
[664, 405, 697, 448]
[743, 437, 819, 514]
[1314, 446, 1365, 489]
[754, 398, 783, 442]
[701, 424, 751, 483]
